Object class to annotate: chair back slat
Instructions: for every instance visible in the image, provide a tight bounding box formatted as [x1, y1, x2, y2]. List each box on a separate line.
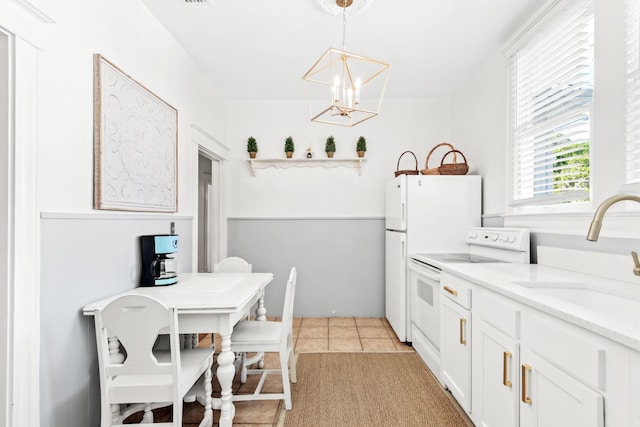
[95, 295, 180, 379]
[213, 257, 252, 273]
[280, 267, 297, 345]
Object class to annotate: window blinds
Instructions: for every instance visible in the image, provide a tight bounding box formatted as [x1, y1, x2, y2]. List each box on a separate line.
[509, 0, 593, 206]
[625, 0, 640, 185]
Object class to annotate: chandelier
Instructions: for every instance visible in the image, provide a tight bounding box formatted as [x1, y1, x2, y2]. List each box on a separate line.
[302, 0, 390, 127]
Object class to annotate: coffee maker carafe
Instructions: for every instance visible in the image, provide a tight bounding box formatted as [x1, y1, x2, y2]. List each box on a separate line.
[140, 234, 179, 286]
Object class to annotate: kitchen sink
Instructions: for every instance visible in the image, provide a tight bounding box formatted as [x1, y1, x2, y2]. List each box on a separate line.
[510, 280, 640, 324]
[529, 287, 640, 324]
[512, 281, 587, 288]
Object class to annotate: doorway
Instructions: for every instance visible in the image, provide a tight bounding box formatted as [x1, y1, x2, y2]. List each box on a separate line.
[197, 151, 222, 272]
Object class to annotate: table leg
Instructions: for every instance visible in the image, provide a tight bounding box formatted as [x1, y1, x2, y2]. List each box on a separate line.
[255, 289, 266, 369]
[255, 288, 267, 322]
[217, 334, 236, 427]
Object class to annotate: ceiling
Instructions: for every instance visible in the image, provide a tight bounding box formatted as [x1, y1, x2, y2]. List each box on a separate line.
[140, 0, 542, 101]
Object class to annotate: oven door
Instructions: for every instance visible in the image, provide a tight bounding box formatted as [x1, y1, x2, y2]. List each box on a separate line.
[408, 258, 441, 350]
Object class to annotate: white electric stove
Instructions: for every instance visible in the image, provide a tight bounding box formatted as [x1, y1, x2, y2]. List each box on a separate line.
[408, 227, 530, 386]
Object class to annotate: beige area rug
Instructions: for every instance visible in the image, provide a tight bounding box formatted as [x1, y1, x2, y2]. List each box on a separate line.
[282, 352, 472, 427]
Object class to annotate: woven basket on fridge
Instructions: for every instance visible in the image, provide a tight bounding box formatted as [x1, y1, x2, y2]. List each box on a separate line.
[421, 142, 457, 175]
[438, 149, 469, 175]
[394, 151, 420, 177]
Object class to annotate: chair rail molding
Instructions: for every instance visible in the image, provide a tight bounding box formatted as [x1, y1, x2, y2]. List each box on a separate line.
[248, 158, 366, 176]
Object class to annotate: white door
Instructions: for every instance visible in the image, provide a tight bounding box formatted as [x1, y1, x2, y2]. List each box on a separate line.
[384, 175, 406, 231]
[385, 230, 407, 341]
[472, 319, 519, 427]
[441, 297, 471, 413]
[408, 261, 440, 349]
[520, 349, 604, 427]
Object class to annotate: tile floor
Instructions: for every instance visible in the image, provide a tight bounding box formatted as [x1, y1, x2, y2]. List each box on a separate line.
[130, 317, 414, 426]
[293, 316, 413, 354]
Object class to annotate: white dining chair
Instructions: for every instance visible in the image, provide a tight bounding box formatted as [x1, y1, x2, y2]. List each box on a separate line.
[213, 256, 252, 274]
[94, 294, 214, 427]
[230, 267, 298, 410]
[213, 256, 264, 376]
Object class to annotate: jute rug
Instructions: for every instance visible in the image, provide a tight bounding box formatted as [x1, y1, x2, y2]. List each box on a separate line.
[282, 352, 472, 427]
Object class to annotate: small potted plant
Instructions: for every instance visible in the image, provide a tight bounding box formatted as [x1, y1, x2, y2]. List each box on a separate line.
[247, 136, 258, 158]
[325, 135, 336, 158]
[284, 136, 295, 158]
[356, 136, 366, 158]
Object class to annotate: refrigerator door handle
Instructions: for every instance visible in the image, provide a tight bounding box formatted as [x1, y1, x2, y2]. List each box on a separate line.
[401, 202, 406, 225]
[402, 239, 406, 260]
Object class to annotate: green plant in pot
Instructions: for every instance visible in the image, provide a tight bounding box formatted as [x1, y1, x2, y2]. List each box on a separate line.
[325, 135, 336, 158]
[356, 136, 366, 158]
[247, 136, 258, 158]
[284, 136, 295, 158]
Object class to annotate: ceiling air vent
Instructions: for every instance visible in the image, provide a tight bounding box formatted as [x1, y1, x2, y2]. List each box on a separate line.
[184, 0, 209, 3]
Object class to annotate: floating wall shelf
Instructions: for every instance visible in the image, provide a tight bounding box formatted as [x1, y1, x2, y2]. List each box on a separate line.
[248, 158, 366, 176]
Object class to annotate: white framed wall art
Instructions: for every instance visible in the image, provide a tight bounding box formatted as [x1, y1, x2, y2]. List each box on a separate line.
[93, 54, 178, 212]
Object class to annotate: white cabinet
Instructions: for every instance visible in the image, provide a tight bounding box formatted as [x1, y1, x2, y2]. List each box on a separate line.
[519, 348, 604, 427]
[472, 288, 521, 427]
[519, 311, 605, 427]
[441, 272, 472, 413]
[441, 298, 471, 413]
[441, 266, 636, 427]
[474, 323, 518, 427]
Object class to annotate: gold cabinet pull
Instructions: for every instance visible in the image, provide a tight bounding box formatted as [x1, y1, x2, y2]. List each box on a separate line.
[459, 318, 467, 345]
[503, 351, 513, 387]
[444, 286, 458, 296]
[521, 364, 532, 404]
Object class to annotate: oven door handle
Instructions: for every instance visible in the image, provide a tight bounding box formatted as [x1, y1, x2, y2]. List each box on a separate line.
[408, 262, 441, 280]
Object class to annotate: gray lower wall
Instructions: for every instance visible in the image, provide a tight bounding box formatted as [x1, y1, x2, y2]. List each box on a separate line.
[40, 213, 192, 427]
[228, 218, 385, 318]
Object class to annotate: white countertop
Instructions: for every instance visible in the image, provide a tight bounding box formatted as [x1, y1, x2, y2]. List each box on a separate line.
[440, 261, 640, 351]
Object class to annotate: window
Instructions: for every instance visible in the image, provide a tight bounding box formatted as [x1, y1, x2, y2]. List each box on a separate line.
[625, 0, 640, 185]
[508, 0, 594, 207]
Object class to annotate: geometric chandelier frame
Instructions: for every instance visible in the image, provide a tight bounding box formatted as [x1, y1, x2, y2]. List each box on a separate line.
[302, 47, 390, 126]
[302, 0, 390, 127]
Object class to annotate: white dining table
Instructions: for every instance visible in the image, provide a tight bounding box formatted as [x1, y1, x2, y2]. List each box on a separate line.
[83, 272, 274, 427]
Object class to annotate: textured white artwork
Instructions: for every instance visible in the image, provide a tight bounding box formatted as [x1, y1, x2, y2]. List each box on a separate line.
[94, 54, 177, 212]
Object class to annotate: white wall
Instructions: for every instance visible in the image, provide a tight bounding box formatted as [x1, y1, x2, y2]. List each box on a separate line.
[13, 1, 229, 426]
[35, 0, 227, 215]
[450, 51, 508, 217]
[225, 99, 455, 217]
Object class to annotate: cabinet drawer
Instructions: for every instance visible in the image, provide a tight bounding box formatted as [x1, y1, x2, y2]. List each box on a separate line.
[441, 272, 472, 309]
[474, 289, 521, 340]
[523, 311, 605, 391]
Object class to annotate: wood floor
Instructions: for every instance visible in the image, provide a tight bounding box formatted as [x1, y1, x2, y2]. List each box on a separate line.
[124, 317, 413, 426]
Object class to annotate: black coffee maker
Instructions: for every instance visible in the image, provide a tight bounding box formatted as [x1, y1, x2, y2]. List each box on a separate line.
[140, 234, 179, 286]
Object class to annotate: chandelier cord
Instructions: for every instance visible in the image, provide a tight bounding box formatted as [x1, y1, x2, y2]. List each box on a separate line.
[342, 0, 347, 51]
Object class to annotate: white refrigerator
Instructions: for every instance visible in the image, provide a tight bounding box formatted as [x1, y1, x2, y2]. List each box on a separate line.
[384, 174, 481, 342]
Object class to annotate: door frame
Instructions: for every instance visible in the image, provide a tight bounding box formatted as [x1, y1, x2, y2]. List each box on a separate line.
[0, 2, 54, 424]
[0, 22, 41, 427]
[191, 124, 228, 272]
